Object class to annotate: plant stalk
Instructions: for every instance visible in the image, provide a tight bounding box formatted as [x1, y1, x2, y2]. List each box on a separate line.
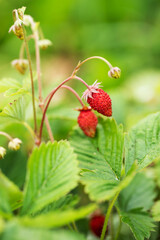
[34, 30, 54, 142]
[100, 192, 119, 240]
[22, 25, 37, 134]
[0, 131, 13, 141]
[39, 76, 89, 143]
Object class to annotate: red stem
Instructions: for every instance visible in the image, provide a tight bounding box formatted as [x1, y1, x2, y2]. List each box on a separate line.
[39, 76, 90, 143]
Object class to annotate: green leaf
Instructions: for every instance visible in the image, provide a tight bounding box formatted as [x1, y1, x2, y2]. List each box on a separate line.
[0, 97, 26, 122]
[34, 194, 79, 216]
[0, 187, 12, 218]
[21, 141, 79, 215]
[0, 150, 27, 188]
[0, 171, 23, 211]
[121, 209, 154, 240]
[118, 173, 156, 212]
[125, 112, 160, 174]
[19, 204, 96, 228]
[0, 78, 22, 94]
[118, 173, 156, 240]
[1, 222, 86, 240]
[152, 200, 160, 221]
[70, 118, 135, 202]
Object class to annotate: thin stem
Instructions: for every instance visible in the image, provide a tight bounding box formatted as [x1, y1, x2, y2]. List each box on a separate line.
[39, 76, 90, 143]
[22, 25, 37, 133]
[44, 75, 90, 104]
[71, 56, 113, 77]
[72, 221, 78, 232]
[0, 131, 12, 141]
[34, 29, 54, 142]
[22, 122, 36, 140]
[110, 210, 114, 240]
[114, 218, 121, 240]
[100, 192, 119, 240]
[19, 35, 34, 59]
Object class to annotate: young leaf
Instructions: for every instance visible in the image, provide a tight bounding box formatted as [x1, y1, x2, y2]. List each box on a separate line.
[19, 204, 96, 228]
[0, 97, 26, 122]
[117, 173, 156, 240]
[0, 171, 23, 211]
[151, 200, 160, 221]
[21, 141, 79, 215]
[1, 222, 86, 240]
[0, 187, 12, 217]
[125, 112, 160, 174]
[70, 118, 135, 202]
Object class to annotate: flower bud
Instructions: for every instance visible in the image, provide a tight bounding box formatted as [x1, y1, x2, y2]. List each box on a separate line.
[38, 39, 52, 50]
[0, 147, 6, 159]
[9, 19, 24, 40]
[108, 67, 121, 79]
[8, 138, 22, 151]
[11, 59, 28, 74]
[17, 7, 26, 20]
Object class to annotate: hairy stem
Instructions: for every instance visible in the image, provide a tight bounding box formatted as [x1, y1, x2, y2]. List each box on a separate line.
[72, 56, 113, 77]
[22, 25, 37, 133]
[39, 76, 89, 143]
[0, 131, 12, 141]
[34, 30, 54, 142]
[100, 192, 119, 240]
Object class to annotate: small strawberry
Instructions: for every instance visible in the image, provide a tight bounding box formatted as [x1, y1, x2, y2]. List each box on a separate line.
[82, 81, 112, 117]
[78, 107, 98, 137]
[89, 212, 107, 238]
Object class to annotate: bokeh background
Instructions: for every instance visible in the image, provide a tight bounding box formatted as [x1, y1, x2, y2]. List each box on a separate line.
[0, 0, 160, 135]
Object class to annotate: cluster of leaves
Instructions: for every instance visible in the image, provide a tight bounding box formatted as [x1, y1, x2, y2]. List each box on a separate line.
[0, 82, 160, 239]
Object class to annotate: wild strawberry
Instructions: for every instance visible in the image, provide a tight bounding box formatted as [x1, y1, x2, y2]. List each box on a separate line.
[78, 107, 98, 137]
[82, 81, 112, 117]
[89, 212, 107, 238]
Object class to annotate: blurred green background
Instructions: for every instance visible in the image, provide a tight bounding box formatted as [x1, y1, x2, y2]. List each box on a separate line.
[0, 0, 160, 134]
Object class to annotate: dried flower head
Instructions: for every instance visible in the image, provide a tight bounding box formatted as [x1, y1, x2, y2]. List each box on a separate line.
[8, 138, 22, 151]
[0, 147, 6, 159]
[38, 39, 52, 50]
[108, 67, 121, 79]
[11, 59, 28, 74]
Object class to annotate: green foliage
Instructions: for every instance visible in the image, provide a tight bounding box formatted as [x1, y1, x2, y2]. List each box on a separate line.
[0, 171, 23, 211]
[70, 117, 136, 202]
[125, 112, 160, 174]
[0, 97, 26, 122]
[0, 187, 12, 217]
[18, 204, 96, 228]
[1, 222, 86, 240]
[152, 200, 160, 222]
[21, 141, 79, 215]
[117, 173, 156, 240]
[0, 78, 22, 95]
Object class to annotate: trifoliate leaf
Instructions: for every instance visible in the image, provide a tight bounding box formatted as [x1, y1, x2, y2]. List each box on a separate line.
[70, 118, 135, 202]
[21, 141, 79, 215]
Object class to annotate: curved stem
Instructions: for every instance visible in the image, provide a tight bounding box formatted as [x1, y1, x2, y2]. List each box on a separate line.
[72, 56, 113, 77]
[0, 131, 12, 141]
[19, 35, 34, 59]
[44, 76, 90, 104]
[100, 192, 119, 240]
[39, 76, 89, 143]
[22, 122, 36, 140]
[22, 25, 37, 134]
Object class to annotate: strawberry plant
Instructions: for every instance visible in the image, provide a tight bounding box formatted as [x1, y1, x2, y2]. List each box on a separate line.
[0, 6, 160, 240]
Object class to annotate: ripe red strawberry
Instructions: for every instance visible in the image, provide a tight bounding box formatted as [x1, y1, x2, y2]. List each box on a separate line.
[89, 213, 107, 238]
[87, 88, 112, 116]
[78, 108, 98, 137]
[82, 81, 112, 117]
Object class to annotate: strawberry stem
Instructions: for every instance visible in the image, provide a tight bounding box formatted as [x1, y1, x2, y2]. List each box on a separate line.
[0, 131, 13, 141]
[39, 76, 89, 143]
[100, 192, 119, 240]
[72, 56, 113, 76]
